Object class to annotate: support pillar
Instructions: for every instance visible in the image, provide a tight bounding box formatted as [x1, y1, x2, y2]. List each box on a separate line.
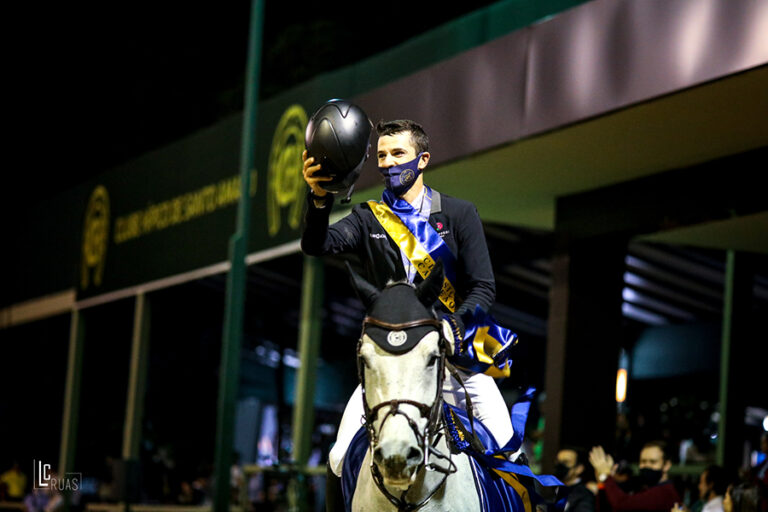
[118, 292, 151, 506]
[717, 250, 755, 470]
[58, 308, 85, 511]
[212, 0, 263, 510]
[288, 256, 324, 512]
[542, 236, 627, 472]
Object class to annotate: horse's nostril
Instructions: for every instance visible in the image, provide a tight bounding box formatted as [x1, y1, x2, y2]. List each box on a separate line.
[373, 447, 384, 464]
[407, 447, 422, 462]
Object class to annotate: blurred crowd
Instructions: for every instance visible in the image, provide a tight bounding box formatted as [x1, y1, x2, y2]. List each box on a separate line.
[0, 448, 312, 512]
[0, 462, 62, 512]
[2, 431, 766, 512]
[537, 432, 768, 512]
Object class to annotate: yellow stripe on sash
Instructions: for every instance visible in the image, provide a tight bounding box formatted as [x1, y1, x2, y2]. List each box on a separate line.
[472, 326, 512, 378]
[368, 200, 457, 312]
[491, 458, 533, 512]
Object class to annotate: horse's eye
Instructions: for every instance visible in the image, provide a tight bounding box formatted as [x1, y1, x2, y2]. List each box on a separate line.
[427, 354, 439, 367]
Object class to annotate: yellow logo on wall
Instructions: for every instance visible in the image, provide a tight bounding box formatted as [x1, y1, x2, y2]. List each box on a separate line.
[81, 185, 110, 290]
[268, 104, 307, 236]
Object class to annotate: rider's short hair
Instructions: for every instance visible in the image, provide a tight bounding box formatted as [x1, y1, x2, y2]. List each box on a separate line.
[376, 119, 429, 154]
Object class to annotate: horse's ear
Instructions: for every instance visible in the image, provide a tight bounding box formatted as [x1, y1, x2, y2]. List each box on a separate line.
[345, 261, 380, 309]
[416, 259, 444, 307]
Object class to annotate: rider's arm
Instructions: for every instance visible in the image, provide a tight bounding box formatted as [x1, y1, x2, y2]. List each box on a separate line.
[300, 193, 364, 256]
[454, 201, 496, 319]
[300, 148, 364, 257]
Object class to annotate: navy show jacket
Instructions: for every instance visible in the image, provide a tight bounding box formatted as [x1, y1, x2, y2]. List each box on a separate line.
[300, 188, 495, 317]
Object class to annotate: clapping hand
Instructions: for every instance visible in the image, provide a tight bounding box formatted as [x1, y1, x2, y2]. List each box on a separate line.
[589, 445, 616, 481]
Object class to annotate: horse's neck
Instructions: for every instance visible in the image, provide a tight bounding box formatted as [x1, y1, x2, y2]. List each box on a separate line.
[354, 425, 481, 511]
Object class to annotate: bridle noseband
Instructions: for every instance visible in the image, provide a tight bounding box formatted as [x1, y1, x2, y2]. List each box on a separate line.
[357, 314, 457, 511]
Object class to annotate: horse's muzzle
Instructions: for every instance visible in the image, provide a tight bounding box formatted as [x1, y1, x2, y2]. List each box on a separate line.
[374, 439, 423, 485]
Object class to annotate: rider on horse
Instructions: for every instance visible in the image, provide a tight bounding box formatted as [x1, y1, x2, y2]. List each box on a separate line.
[302, 118, 519, 511]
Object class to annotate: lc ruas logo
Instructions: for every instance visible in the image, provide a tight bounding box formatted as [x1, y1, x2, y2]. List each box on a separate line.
[33, 460, 81, 491]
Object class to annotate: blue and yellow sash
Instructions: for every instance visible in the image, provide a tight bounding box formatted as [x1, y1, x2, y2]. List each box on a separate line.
[367, 187, 459, 312]
[448, 306, 518, 378]
[443, 387, 563, 510]
[367, 187, 517, 378]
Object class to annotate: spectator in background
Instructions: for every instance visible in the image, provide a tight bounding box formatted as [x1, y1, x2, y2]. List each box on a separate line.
[699, 465, 729, 512]
[594, 459, 635, 512]
[0, 461, 27, 501]
[723, 484, 734, 512]
[724, 481, 761, 512]
[590, 441, 681, 511]
[24, 488, 53, 512]
[753, 433, 768, 491]
[679, 434, 713, 466]
[612, 460, 636, 493]
[230, 452, 243, 504]
[550, 446, 595, 512]
[675, 465, 729, 512]
[23, 474, 62, 512]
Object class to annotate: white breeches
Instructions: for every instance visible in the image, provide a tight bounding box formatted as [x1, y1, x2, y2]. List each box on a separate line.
[328, 370, 515, 477]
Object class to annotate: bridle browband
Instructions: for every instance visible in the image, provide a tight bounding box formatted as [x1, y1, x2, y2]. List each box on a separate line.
[357, 314, 458, 511]
[362, 316, 443, 332]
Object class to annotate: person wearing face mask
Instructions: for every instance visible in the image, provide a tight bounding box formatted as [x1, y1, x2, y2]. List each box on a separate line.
[549, 447, 596, 512]
[302, 118, 496, 316]
[589, 442, 681, 511]
[302, 118, 514, 511]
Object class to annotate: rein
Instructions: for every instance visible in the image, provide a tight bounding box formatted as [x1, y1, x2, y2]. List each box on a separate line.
[357, 315, 458, 511]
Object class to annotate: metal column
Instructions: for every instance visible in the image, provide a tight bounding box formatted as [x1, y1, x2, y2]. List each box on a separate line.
[716, 250, 755, 469]
[123, 292, 151, 459]
[212, 0, 264, 510]
[119, 292, 151, 505]
[716, 250, 735, 466]
[288, 256, 324, 511]
[58, 308, 85, 510]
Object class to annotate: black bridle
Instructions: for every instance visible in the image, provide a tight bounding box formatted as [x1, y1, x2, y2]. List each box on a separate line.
[357, 315, 458, 511]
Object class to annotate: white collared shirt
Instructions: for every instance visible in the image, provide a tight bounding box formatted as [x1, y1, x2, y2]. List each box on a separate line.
[400, 186, 430, 283]
[702, 495, 724, 512]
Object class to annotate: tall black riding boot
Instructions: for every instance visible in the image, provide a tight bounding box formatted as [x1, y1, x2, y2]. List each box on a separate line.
[325, 462, 345, 512]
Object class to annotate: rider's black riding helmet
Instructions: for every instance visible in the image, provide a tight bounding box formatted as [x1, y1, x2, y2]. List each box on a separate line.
[305, 99, 372, 195]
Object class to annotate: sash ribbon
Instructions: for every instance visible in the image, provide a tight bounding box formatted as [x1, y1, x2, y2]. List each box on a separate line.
[367, 187, 458, 312]
[367, 187, 517, 377]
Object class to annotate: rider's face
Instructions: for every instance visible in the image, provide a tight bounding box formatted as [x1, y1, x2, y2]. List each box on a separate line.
[377, 132, 428, 169]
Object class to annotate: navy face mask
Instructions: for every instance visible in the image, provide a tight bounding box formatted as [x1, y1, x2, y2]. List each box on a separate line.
[378, 152, 424, 196]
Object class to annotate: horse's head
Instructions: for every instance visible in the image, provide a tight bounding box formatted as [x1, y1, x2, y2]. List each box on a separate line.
[349, 261, 453, 489]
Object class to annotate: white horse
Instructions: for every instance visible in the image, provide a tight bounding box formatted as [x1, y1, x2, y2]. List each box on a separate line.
[346, 263, 502, 512]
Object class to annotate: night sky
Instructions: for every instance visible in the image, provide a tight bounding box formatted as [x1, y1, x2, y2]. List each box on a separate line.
[6, 1, 499, 214]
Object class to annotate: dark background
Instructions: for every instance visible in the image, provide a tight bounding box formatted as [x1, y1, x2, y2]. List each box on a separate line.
[6, 1, 499, 212]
